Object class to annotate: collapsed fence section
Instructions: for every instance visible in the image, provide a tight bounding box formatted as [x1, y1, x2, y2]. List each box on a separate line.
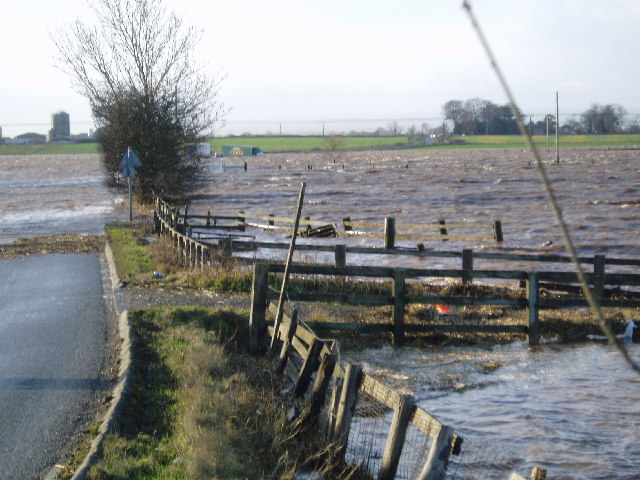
[263, 299, 461, 480]
[261, 294, 547, 480]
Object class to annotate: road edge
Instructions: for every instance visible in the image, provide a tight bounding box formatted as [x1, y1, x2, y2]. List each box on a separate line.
[46, 242, 133, 480]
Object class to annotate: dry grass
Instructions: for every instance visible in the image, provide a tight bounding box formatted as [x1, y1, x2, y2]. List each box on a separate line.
[0, 233, 105, 257]
[86, 307, 366, 480]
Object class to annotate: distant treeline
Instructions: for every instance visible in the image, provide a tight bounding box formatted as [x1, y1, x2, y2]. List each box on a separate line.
[443, 98, 635, 136]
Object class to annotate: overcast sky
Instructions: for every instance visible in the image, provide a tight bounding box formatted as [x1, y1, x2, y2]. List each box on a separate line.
[1, 0, 639, 137]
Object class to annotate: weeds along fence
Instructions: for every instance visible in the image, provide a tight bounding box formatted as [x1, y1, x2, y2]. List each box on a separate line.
[259, 297, 547, 480]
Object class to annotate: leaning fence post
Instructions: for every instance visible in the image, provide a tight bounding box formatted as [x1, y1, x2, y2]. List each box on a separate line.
[249, 263, 269, 354]
[379, 394, 416, 480]
[527, 272, 540, 346]
[309, 352, 337, 422]
[392, 270, 406, 347]
[419, 424, 456, 480]
[333, 364, 362, 459]
[335, 244, 347, 268]
[593, 254, 605, 301]
[295, 338, 323, 397]
[276, 309, 298, 374]
[384, 217, 396, 249]
[462, 249, 474, 285]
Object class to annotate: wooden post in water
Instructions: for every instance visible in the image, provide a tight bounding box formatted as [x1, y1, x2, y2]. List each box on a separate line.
[384, 217, 396, 249]
[392, 270, 406, 347]
[462, 249, 474, 285]
[333, 364, 362, 460]
[527, 272, 540, 346]
[439, 219, 448, 241]
[593, 254, 605, 301]
[271, 182, 306, 350]
[379, 394, 416, 480]
[335, 244, 347, 268]
[238, 210, 245, 232]
[343, 217, 352, 232]
[494, 220, 504, 242]
[419, 424, 456, 480]
[531, 466, 547, 480]
[249, 263, 269, 354]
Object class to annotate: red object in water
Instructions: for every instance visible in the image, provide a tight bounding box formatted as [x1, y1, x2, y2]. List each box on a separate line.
[434, 304, 455, 315]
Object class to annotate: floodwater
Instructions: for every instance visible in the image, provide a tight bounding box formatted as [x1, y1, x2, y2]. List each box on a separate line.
[1, 149, 639, 478]
[344, 341, 640, 480]
[0, 155, 118, 244]
[196, 147, 640, 273]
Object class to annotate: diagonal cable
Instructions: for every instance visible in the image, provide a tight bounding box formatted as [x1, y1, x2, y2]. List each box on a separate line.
[462, 0, 640, 374]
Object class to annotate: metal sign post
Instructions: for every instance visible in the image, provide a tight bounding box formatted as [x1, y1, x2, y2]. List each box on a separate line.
[119, 147, 142, 221]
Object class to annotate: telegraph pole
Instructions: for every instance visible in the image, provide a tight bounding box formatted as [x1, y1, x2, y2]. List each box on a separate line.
[555, 91, 560, 164]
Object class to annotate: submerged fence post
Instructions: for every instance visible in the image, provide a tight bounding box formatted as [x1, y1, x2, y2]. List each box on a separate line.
[527, 272, 540, 346]
[249, 263, 269, 354]
[462, 249, 474, 285]
[384, 217, 396, 249]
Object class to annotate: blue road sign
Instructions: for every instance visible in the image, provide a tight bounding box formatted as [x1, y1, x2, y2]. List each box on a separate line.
[119, 147, 142, 176]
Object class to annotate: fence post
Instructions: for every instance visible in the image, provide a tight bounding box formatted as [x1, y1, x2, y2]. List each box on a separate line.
[527, 272, 540, 346]
[304, 216, 311, 234]
[343, 217, 352, 232]
[384, 217, 396, 249]
[309, 353, 337, 422]
[593, 254, 605, 301]
[238, 210, 245, 232]
[249, 263, 269, 354]
[494, 220, 504, 242]
[531, 466, 547, 480]
[276, 309, 298, 374]
[295, 338, 323, 397]
[392, 270, 406, 348]
[462, 249, 474, 285]
[268, 213, 274, 227]
[333, 363, 362, 459]
[335, 244, 347, 268]
[419, 425, 456, 480]
[438, 219, 448, 241]
[379, 394, 416, 480]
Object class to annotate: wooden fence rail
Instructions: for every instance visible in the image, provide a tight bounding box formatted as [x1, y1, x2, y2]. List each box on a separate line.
[249, 263, 640, 348]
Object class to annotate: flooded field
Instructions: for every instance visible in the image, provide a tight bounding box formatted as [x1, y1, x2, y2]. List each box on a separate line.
[196, 147, 640, 272]
[0, 154, 118, 244]
[1, 148, 639, 478]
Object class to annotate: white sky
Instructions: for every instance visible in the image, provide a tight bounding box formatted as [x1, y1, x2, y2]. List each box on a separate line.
[1, 0, 639, 137]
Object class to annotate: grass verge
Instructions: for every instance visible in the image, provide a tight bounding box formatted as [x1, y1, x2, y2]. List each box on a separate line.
[84, 307, 360, 480]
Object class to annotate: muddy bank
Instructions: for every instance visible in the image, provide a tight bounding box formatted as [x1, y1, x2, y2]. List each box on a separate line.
[0, 234, 105, 258]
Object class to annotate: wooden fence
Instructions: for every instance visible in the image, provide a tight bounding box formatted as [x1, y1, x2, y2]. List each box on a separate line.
[259, 295, 547, 480]
[155, 199, 640, 347]
[248, 262, 640, 348]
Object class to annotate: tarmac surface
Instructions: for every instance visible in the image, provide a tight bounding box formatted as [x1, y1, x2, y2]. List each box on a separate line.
[0, 254, 113, 479]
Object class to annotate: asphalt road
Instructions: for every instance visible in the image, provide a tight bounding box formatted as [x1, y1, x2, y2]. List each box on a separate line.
[0, 254, 113, 479]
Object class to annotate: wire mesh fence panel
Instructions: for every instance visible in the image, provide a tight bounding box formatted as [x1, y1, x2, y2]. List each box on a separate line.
[394, 420, 436, 480]
[345, 380, 395, 478]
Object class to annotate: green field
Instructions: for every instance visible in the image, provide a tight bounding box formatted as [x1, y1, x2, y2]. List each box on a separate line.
[2, 134, 639, 156]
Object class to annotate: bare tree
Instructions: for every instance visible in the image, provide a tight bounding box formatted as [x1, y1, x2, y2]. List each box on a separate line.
[52, 0, 224, 201]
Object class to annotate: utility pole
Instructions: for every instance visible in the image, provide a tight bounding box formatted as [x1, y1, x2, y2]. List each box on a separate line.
[546, 114, 550, 154]
[555, 91, 560, 164]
